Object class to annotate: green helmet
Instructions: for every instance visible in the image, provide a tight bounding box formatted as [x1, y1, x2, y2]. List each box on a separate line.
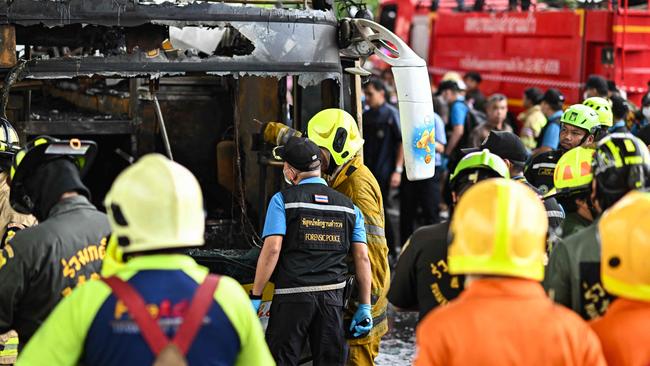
[450, 149, 510, 188]
[583, 97, 613, 128]
[561, 104, 601, 135]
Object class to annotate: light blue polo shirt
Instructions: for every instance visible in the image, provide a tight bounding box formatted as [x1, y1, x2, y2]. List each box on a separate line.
[541, 110, 563, 149]
[262, 177, 367, 243]
[449, 96, 469, 127]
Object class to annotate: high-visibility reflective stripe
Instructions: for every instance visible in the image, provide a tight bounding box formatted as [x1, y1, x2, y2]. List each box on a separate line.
[0, 341, 17, 356]
[531, 162, 557, 170]
[605, 139, 624, 168]
[365, 224, 385, 237]
[274, 281, 346, 295]
[547, 210, 565, 219]
[284, 202, 355, 215]
[625, 156, 644, 165]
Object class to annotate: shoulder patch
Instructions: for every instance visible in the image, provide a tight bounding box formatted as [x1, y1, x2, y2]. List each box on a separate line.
[314, 194, 329, 204]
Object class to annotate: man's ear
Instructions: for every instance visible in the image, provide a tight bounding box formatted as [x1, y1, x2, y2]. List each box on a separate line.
[452, 191, 458, 205]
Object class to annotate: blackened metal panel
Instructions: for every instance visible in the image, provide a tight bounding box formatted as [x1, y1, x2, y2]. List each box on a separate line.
[0, 1, 335, 27]
[20, 20, 341, 83]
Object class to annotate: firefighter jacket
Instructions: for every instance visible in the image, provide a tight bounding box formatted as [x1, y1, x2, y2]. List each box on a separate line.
[590, 298, 650, 366]
[543, 222, 614, 320]
[388, 221, 463, 321]
[16, 254, 274, 366]
[560, 212, 591, 239]
[0, 195, 111, 344]
[0, 171, 36, 364]
[330, 155, 389, 344]
[274, 182, 357, 290]
[0, 172, 36, 243]
[415, 278, 606, 366]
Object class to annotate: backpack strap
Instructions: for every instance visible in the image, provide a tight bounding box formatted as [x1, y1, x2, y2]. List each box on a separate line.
[173, 274, 220, 355]
[102, 276, 169, 355]
[102, 274, 221, 357]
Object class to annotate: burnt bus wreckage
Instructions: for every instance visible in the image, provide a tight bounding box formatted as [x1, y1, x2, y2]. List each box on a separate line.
[0, 0, 393, 281]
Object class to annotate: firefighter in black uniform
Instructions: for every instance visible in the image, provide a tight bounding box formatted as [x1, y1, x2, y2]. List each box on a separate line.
[251, 136, 372, 366]
[0, 136, 111, 345]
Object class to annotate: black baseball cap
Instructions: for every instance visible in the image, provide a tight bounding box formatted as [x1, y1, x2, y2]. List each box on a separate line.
[541, 89, 565, 109]
[273, 136, 321, 171]
[462, 131, 528, 165]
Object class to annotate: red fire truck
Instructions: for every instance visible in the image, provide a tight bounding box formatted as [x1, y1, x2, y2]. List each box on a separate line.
[377, 0, 650, 110]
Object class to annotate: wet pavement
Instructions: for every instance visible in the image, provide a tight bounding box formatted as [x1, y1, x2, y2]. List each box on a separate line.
[374, 194, 419, 365]
[376, 306, 418, 365]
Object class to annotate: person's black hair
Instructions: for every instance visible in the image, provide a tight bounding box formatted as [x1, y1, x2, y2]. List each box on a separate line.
[524, 87, 543, 105]
[436, 80, 461, 95]
[611, 95, 629, 120]
[555, 190, 591, 214]
[364, 77, 387, 95]
[586, 75, 609, 97]
[452, 169, 502, 197]
[542, 88, 565, 111]
[607, 80, 618, 93]
[510, 162, 525, 176]
[642, 92, 650, 106]
[464, 71, 482, 84]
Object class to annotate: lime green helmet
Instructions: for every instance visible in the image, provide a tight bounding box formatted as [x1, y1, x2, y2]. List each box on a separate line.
[560, 104, 601, 135]
[583, 97, 613, 128]
[307, 109, 364, 166]
[551, 147, 595, 197]
[450, 149, 510, 188]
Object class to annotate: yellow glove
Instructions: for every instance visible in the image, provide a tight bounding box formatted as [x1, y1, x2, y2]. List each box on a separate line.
[262, 122, 302, 146]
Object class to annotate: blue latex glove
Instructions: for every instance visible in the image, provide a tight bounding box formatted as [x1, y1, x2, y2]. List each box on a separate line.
[251, 299, 261, 312]
[350, 304, 373, 337]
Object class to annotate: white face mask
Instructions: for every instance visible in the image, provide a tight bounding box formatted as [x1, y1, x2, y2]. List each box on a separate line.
[643, 106, 650, 120]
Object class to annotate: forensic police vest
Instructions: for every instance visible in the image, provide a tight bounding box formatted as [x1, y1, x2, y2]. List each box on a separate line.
[274, 183, 355, 290]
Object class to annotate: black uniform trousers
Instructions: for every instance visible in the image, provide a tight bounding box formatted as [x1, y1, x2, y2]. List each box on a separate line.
[266, 288, 347, 366]
[400, 168, 442, 245]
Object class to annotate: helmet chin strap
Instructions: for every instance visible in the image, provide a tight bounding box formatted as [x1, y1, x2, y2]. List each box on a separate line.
[577, 132, 593, 148]
[324, 161, 344, 183]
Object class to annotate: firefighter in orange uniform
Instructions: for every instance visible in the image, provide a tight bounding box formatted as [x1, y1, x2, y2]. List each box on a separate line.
[591, 190, 650, 366]
[414, 179, 605, 366]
